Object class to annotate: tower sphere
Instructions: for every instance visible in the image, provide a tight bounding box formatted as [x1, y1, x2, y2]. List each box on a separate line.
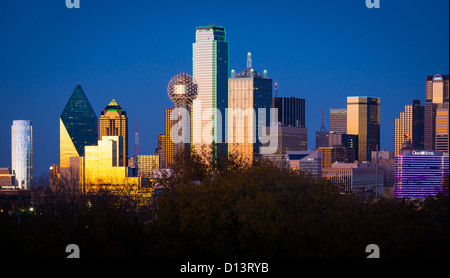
[167, 73, 198, 104]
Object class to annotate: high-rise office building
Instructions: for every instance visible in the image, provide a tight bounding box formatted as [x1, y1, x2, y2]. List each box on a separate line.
[99, 99, 128, 166]
[435, 106, 449, 152]
[154, 108, 178, 169]
[424, 74, 449, 151]
[347, 96, 380, 162]
[272, 97, 305, 127]
[60, 84, 98, 169]
[394, 99, 424, 156]
[11, 120, 33, 189]
[228, 52, 272, 162]
[329, 108, 347, 134]
[192, 26, 229, 157]
[155, 134, 166, 168]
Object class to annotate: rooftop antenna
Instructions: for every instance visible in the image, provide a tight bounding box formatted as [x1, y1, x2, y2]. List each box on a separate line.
[247, 52, 252, 69]
[320, 108, 326, 131]
[275, 82, 278, 97]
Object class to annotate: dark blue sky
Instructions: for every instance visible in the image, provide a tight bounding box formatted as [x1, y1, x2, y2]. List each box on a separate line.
[0, 0, 448, 177]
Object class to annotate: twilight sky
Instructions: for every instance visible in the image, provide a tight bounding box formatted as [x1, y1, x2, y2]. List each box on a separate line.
[0, 0, 448, 176]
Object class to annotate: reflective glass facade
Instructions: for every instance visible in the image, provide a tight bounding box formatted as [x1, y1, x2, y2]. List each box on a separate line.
[192, 26, 228, 155]
[346, 97, 380, 162]
[395, 150, 449, 199]
[60, 84, 98, 168]
[11, 120, 33, 189]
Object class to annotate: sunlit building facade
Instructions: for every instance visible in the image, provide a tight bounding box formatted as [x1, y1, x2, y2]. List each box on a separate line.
[136, 155, 160, 178]
[394, 99, 424, 156]
[395, 150, 449, 199]
[60, 84, 98, 169]
[347, 96, 380, 162]
[192, 26, 229, 157]
[424, 74, 449, 151]
[99, 99, 128, 166]
[11, 120, 33, 189]
[228, 52, 272, 162]
[84, 136, 139, 187]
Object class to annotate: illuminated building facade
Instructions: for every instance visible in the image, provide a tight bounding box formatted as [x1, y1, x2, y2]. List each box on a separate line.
[192, 26, 229, 157]
[99, 99, 128, 166]
[60, 84, 98, 169]
[0, 167, 15, 188]
[228, 52, 272, 162]
[84, 136, 139, 187]
[346, 96, 380, 162]
[424, 74, 449, 151]
[135, 155, 160, 178]
[394, 99, 424, 156]
[11, 120, 33, 189]
[395, 150, 449, 199]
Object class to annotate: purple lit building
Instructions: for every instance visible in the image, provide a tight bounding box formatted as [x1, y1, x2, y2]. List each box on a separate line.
[395, 150, 449, 199]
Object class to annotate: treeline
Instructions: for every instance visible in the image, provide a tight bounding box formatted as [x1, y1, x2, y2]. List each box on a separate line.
[0, 149, 448, 258]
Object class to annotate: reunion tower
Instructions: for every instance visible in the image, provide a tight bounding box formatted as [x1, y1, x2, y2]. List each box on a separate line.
[167, 73, 198, 156]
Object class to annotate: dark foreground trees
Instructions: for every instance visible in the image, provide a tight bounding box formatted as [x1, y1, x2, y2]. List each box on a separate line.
[0, 149, 448, 258]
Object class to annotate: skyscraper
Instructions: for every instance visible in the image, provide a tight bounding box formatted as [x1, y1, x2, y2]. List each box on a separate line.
[394, 99, 424, 156]
[329, 108, 347, 134]
[272, 96, 306, 127]
[99, 99, 128, 166]
[347, 96, 380, 162]
[11, 120, 33, 189]
[228, 52, 272, 162]
[60, 84, 98, 169]
[424, 74, 449, 151]
[192, 26, 229, 157]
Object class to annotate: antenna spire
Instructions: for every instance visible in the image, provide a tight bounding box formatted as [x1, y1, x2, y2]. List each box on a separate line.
[320, 108, 326, 131]
[247, 52, 252, 69]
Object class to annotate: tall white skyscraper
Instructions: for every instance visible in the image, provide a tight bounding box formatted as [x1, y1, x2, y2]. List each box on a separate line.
[192, 26, 229, 157]
[11, 120, 33, 189]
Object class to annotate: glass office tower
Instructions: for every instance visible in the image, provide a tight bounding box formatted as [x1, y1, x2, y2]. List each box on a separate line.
[192, 26, 229, 157]
[11, 120, 33, 189]
[60, 84, 98, 168]
[347, 96, 380, 162]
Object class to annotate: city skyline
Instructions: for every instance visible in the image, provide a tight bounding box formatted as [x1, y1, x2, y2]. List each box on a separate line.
[0, 0, 449, 176]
